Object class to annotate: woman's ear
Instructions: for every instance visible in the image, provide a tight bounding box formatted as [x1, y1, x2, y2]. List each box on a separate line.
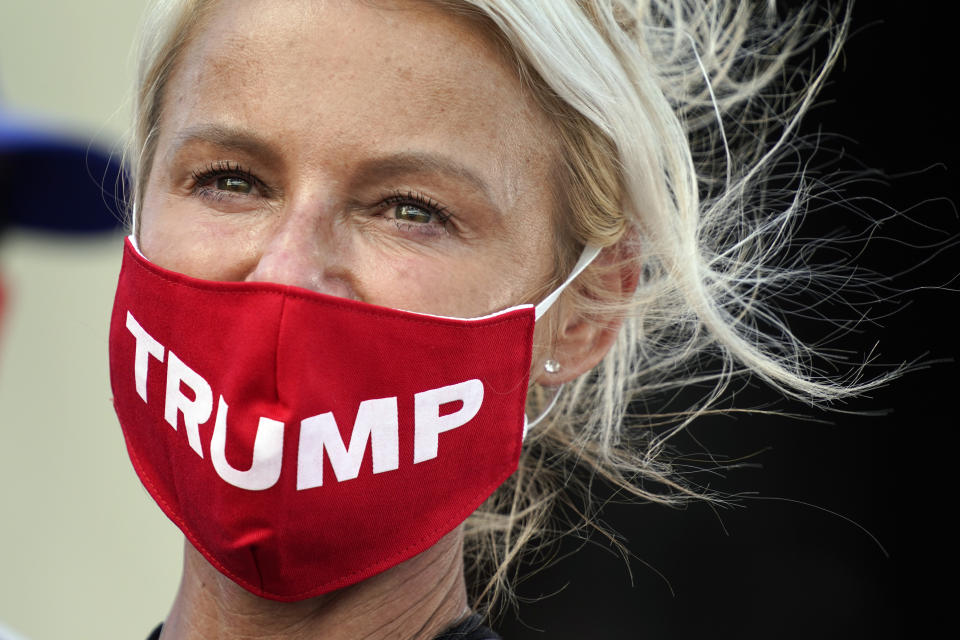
[536, 311, 621, 386]
[535, 245, 639, 386]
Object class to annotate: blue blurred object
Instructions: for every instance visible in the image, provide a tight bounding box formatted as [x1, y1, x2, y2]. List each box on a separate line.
[0, 106, 125, 233]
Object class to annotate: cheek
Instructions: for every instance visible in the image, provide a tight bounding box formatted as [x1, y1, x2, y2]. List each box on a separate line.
[138, 181, 266, 280]
[350, 249, 513, 317]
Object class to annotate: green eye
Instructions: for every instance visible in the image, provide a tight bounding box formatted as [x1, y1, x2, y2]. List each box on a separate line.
[396, 204, 433, 224]
[216, 176, 252, 193]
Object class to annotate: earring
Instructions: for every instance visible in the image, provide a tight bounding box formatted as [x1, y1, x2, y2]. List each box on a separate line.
[543, 359, 561, 374]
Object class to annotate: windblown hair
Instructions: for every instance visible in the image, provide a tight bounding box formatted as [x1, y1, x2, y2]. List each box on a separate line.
[129, 0, 890, 613]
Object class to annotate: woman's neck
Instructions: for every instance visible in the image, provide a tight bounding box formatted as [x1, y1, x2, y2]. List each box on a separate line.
[160, 527, 469, 640]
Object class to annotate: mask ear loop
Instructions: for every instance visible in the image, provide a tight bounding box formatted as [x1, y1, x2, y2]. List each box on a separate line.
[534, 245, 602, 321]
[522, 383, 564, 441]
[522, 244, 602, 440]
[128, 199, 144, 255]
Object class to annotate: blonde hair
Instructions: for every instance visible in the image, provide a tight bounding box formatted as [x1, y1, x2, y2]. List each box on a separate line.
[129, 0, 893, 613]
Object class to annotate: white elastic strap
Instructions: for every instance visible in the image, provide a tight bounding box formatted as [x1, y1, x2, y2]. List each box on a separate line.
[534, 245, 602, 321]
[127, 233, 146, 258]
[521, 384, 563, 441]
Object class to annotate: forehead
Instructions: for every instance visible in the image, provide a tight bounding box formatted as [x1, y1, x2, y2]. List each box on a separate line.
[160, 0, 557, 211]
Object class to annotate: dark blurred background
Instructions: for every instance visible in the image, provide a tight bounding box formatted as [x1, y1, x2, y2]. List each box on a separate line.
[500, 4, 956, 638]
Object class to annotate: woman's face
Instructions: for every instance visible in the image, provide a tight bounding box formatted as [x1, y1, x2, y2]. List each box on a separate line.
[139, 0, 562, 322]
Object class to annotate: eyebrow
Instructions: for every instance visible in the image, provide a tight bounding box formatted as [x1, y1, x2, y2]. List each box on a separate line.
[351, 151, 496, 206]
[170, 124, 284, 167]
[169, 124, 497, 207]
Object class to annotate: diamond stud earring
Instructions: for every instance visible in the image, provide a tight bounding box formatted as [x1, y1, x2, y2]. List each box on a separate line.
[543, 359, 561, 374]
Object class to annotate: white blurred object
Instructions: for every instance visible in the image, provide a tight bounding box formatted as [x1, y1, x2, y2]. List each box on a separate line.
[0, 620, 29, 640]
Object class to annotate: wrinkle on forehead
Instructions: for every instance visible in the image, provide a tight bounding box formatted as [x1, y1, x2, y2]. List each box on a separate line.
[159, 0, 561, 219]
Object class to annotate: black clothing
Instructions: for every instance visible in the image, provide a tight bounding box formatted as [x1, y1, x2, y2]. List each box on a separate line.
[436, 614, 502, 640]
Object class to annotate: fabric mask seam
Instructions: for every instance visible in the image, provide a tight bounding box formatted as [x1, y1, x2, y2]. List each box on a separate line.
[125, 246, 532, 331]
[124, 430, 520, 600]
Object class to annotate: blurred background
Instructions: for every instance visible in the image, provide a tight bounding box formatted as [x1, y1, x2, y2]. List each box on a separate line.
[0, 2, 955, 639]
[0, 2, 182, 639]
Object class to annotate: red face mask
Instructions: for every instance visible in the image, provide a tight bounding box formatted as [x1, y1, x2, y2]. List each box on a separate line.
[109, 236, 598, 601]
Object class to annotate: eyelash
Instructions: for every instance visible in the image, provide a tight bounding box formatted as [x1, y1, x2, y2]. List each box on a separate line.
[379, 190, 452, 228]
[190, 161, 266, 200]
[187, 163, 452, 232]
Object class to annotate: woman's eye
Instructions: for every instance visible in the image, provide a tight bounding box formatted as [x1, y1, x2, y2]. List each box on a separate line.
[380, 193, 451, 233]
[363, 191, 452, 238]
[190, 162, 265, 203]
[395, 203, 434, 224]
[216, 176, 253, 194]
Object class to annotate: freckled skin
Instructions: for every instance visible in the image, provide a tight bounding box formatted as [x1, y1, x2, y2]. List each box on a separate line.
[139, 0, 562, 323]
[137, 5, 623, 637]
